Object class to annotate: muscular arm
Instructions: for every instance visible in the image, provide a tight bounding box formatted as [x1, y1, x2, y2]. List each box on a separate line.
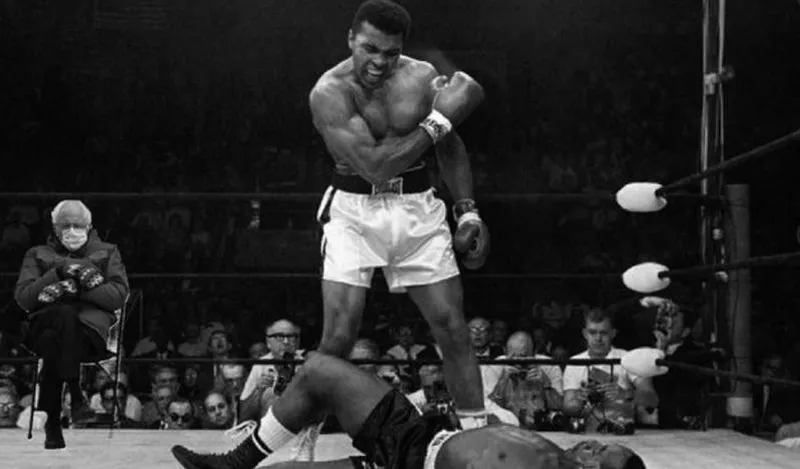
[435, 131, 474, 201]
[310, 80, 434, 185]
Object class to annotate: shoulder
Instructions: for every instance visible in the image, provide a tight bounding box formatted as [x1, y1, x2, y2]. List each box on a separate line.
[310, 61, 353, 107]
[398, 55, 438, 82]
[609, 348, 628, 357]
[570, 350, 589, 359]
[22, 244, 49, 259]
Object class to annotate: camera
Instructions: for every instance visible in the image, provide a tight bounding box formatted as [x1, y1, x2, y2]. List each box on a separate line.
[430, 381, 450, 403]
[567, 416, 587, 434]
[598, 417, 635, 435]
[587, 387, 605, 405]
[274, 354, 296, 395]
[654, 315, 670, 336]
[533, 410, 566, 431]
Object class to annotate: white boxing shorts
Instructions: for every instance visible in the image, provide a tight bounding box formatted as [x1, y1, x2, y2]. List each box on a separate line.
[316, 183, 460, 293]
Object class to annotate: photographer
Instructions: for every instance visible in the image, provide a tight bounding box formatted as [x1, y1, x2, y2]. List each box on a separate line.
[645, 296, 721, 429]
[488, 331, 564, 430]
[406, 364, 518, 426]
[563, 308, 658, 433]
[239, 320, 304, 421]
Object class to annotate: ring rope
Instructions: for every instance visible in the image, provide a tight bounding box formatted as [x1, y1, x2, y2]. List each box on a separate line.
[1, 252, 794, 284]
[658, 358, 800, 389]
[656, 126, 800, 196]
[658, 250, 800, 281]
[0, 191, 716, 204]
[0, 271, 621, 280]
[4, 356, 800, 389]
[0, 356, 619, 367]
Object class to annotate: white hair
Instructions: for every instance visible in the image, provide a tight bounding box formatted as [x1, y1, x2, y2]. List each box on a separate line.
[51, 200, 92, 225]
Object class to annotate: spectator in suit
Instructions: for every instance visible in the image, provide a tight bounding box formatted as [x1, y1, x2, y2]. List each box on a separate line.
[14, 200, 129, 449]
[468, 317, 504, 359]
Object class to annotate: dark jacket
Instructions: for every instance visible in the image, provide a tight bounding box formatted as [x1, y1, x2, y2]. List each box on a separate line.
[14, 231, 130, 344]
[652, 339, 717, 429]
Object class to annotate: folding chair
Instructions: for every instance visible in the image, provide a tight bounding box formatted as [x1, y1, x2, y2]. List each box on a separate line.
[26, 301, 130, 436]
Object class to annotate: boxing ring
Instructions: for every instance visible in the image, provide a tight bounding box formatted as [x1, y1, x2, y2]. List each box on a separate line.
[3, 0, 800, 468]
[0, 428, 798, 469]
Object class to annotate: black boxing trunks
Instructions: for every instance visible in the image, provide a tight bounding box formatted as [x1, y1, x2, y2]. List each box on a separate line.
[351, 389, 458, 469]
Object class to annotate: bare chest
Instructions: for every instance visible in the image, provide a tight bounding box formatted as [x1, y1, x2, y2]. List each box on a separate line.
[354, 87, 429, 139]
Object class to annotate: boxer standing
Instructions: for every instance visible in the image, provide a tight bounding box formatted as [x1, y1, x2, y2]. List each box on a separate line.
[308, 0, 490, 435]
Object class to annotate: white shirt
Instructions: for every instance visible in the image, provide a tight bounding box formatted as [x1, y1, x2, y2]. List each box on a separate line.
[386, 344, 427, 376]
[177, 340, 208, 357]
[562, 348, 642, 391]
[131, 337, 175, 357]
[481, 354, 564, 397]
[240, 350, 305, 400]
[89, 393, 143, 421]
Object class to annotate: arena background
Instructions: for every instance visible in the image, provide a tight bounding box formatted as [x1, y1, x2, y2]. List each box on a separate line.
[0, 0, 799, 364]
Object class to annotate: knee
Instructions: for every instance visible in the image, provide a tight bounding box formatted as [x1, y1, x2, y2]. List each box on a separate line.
[297, 352, 335, 387]
[49, 304, 81, 327]
[319, 313, 360, 358]
[317, 331, 356, 357]
[427, 308, 468, 343]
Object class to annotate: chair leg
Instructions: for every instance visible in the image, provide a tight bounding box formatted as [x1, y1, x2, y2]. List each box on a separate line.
[27, 358, 43, 439]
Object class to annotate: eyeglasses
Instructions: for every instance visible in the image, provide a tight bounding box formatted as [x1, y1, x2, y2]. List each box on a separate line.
[469, 327, 490, 335]
[170, 413, 191, 423]
[0, 403, 19, 412]
[267, 333, 299, 341]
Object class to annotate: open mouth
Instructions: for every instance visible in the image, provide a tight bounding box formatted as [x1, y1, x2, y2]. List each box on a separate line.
[364, 67, 384, 82]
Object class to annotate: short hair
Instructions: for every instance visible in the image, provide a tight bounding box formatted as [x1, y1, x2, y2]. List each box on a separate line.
[208, 329, 229, 345]
[168, 398, 194, 415]
[152, 365, 178, 377]
[203, 391, 228, 407]
[351, 338, 380, 359]
[266, 319, 299, 335]
[584, 308, 616, 327]
[351, 0, 411, 40]
[51, 200, 92, 225]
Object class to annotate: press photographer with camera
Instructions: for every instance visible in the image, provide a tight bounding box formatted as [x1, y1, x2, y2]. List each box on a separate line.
[644, 296, 720, 429]
[239, 320, 305, 421]
[487, 331, 565, 430]
[562, 308, 659, 434]
[406, 364, 519, 426]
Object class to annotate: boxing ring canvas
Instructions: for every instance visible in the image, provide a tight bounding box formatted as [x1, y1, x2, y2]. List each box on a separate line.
[0, 429, 796, 469]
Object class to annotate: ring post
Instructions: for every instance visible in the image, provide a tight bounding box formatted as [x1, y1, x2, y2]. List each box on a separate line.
[724, 184, 753, 425]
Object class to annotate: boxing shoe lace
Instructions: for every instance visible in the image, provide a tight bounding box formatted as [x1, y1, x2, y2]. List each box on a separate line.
[225, 420, 258, 440]
[172, 436, 266, 469]
[286, 421, 323, 461]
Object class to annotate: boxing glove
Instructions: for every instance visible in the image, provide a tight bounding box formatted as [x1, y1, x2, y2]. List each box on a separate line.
[419, 72, 484, 143]
[452, 199, 490, 270]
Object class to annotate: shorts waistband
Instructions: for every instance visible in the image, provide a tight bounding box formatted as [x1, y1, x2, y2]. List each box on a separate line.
[331, 168, 431, 195]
